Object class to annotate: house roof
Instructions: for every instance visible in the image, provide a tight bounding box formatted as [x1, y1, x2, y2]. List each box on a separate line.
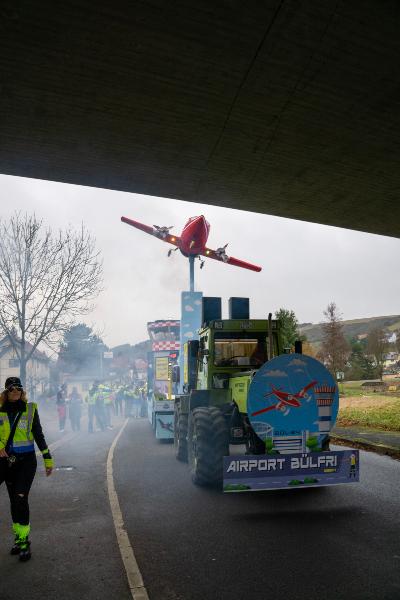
[0, 335, 49, 363]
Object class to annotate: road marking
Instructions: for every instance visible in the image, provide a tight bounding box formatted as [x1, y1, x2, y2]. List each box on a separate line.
[107, 419, 150, 600]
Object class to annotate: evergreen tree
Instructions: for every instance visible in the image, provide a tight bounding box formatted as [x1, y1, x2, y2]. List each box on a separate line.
[58, 324, 106, 376]
[347, 337, 376, 380]
[275, 308, 304, 350]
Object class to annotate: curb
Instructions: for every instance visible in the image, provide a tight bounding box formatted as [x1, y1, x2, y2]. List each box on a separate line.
[331, 435, 400, 460]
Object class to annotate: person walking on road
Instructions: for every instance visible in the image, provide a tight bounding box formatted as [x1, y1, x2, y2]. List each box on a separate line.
[132, 386, 142, 419]
[124, 385, 135, 417]
[115, 385, 124, 416]
[56, 383, 67, 432]
[103, 385, 114, 430]
[68, 386, 82, 432]
[0, 377, 54, 562]
[88, 381, 106, 432]
[86, 383, 97, 433]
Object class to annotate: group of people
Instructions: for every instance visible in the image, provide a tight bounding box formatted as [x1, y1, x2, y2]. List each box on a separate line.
[56, 381, 146, 433]
[56, 384, 83, 432]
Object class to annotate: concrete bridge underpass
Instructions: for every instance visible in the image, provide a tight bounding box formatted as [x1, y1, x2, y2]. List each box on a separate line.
[0, 1, 399, 237]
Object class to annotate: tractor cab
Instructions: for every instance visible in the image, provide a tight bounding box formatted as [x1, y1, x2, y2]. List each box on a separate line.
[195, 319, 282, 399]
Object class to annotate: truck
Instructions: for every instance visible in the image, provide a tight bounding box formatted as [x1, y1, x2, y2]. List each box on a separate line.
[174, 300, 359, 491]
[146, 319, 180, 439]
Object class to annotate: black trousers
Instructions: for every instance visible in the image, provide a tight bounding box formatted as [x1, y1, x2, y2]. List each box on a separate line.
[0, 453, 37, 525]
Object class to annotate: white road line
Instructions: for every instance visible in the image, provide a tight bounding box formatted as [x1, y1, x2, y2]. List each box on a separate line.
[107, 418, 150, 600]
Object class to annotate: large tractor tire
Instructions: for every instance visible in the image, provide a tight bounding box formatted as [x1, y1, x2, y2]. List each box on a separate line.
[188, 406, 229, 486]
[174, 411, 189, 462]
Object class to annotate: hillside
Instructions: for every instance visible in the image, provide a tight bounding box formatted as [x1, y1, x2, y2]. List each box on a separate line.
[299, 315, 400, 344]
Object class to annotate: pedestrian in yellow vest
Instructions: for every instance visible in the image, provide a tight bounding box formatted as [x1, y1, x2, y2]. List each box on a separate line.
[86, 384, 97, 433]
[102, 385, 114, 430]
[0, 377, 54, 561]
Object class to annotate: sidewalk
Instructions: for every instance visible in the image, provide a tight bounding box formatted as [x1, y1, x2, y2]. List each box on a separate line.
[331, 425, 400, 459]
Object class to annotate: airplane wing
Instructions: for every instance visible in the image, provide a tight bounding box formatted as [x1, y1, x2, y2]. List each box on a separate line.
[298, 380, 318, 397]
[121, 216, 181, 247]
[200, 247, 262, 272]
[251, 404, 278, 417]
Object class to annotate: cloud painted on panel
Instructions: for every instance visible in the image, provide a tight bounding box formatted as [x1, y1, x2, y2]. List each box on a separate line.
[262, 370, 288, 377]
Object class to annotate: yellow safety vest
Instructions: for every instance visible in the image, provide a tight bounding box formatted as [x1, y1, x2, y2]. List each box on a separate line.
[86, 392, 96, 405]
[0, 402, 37, 453]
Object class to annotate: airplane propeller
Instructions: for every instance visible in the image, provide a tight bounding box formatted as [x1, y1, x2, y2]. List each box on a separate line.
[153, 225, 174, 239]
[215, 243, 229, 262]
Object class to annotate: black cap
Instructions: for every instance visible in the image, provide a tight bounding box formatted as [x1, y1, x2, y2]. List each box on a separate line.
[5, 377, 23, 390]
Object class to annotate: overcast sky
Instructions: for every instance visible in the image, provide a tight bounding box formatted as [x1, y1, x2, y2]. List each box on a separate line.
[1, 173, 399, 348]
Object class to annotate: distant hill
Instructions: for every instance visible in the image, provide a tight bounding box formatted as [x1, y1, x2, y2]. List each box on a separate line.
[299, 315, 400, 344]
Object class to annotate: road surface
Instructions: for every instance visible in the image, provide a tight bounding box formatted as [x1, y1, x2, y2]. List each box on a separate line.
[0, 412, 399, 600]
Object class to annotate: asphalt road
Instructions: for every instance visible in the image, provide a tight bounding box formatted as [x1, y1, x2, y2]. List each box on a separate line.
[1, 412, 399, 600]
[114, 420, 400, 600]
[0, 408, 131, 600]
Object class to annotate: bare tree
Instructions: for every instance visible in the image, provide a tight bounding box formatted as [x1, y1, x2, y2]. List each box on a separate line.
[367, 327, 387, 380]
[319, 302, 349, 378]
[0, 213, 103, 385]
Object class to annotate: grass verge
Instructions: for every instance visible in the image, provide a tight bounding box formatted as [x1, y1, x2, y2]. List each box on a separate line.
[338, 397, 400, 431]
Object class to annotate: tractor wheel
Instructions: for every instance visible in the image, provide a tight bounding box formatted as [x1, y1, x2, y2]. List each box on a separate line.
[188, 406, 229, 486]
[174, 411, 189, 462]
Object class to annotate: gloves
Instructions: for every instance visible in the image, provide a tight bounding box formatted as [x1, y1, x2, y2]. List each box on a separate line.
[42, 449, 54, 469]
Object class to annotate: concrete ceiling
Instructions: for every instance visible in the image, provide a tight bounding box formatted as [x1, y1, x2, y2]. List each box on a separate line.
[1, 1, 400, 237]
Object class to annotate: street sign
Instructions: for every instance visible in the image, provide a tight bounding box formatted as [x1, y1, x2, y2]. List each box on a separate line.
[103, 351, 113, 359]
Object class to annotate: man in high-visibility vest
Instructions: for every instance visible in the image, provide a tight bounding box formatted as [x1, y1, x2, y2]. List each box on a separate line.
[86, 382, 98, 433]
[115, 385, 124, 416]
[0, 377, 54, 561]
[102, 384, 114, 430]
[124, 385, 135, 417]
[132, 386, 141, 419]
[94, 383, 107, 431]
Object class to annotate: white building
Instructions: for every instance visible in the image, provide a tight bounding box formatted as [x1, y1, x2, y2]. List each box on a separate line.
[0, 336, 50, 400]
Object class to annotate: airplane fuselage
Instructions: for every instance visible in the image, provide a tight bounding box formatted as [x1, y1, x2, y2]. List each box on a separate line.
[179, 215, 210, 256]
[271, 388, 302, 407]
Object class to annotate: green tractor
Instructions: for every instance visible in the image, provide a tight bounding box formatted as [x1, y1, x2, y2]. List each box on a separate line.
[174, 312, 288, 486]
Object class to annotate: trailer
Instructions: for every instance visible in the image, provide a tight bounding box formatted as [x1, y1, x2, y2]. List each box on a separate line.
[146, 320, 180, 439]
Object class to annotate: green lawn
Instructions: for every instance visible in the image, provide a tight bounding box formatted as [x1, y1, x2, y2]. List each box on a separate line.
[338, 399, 400, 431]
[340, 384, 365, 397]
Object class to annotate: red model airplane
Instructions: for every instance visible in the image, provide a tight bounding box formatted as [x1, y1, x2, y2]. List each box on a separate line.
[121, 215, 262, 272]
[251, 380, 318, 417]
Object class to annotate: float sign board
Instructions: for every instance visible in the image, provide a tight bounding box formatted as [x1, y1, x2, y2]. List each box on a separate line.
[223, 450, 359, 492]
[155, 413, 174, 439]
[155, 357, 169, 380]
